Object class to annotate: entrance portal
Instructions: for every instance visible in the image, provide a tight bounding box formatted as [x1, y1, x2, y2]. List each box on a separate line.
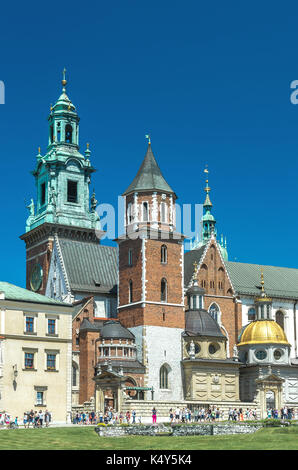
[266, 390, 275, 409]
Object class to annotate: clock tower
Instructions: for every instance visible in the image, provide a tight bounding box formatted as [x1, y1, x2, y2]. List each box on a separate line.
[20, 71, 101, 295]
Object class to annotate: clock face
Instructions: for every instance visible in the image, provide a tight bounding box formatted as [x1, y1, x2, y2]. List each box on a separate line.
[30, 263, 43, 292]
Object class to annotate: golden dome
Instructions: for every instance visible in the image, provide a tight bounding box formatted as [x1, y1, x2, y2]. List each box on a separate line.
[237, 320, 289, 346]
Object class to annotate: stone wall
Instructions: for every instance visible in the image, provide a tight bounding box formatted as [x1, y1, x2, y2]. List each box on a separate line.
[95, 422, 262, 437]
[122, 399, 261, 420]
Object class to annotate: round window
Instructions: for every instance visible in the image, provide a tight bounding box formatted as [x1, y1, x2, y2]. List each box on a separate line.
[186, 343, 200, 355]
[255, 349, 267, 360]
[209, 344, 217, 355]
[274, 349, 283, 361]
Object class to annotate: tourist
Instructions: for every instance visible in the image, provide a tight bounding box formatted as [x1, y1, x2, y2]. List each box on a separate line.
[23, 412, 28, 428]
[194, 408, 199, 422]
[215, 408, 220, 421]
[181, 408, 186, 423]
[126, 410, 131, 423]
[152, 407, 157, 424]
[14, 416, 19, 428]
[132, 409, 136, 424]
[39, 410, 44, 427]
[169, 408, 174, 423]
[45, 410, 51, 427]
[119, 411, 123, 424]
[228, 408, 233, 421]
[175, 407, 180, 423]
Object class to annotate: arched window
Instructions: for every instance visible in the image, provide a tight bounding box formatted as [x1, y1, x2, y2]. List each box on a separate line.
[127, 203, 133, 224]
[129, 280, 133, 303]
[128, 248, 133, 266]
[142, 202, 149, 222]
[248, 307, 256, 321]
[65, 124, 73, 143]
[209, 303, 220, 323]
[276, 311, 284, 330]
[161, 245, 167, 264]
[160, 202, 167, 223]
[159, 365, 169, 389]
[72, 363, 78, 387]
[161, 278, 167, 302]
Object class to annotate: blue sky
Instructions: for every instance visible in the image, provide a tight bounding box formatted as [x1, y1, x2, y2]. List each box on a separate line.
[1, 1, 298, 287]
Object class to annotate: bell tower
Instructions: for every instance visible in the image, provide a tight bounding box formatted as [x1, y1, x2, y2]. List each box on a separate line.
[116, 139, 185, 401]
[20, 71, 101, 295]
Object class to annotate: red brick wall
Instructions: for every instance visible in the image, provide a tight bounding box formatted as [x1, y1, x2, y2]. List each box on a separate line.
[194, 241, 242, 356]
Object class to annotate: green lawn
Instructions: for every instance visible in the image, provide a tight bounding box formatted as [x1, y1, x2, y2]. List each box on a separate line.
[0, 425, 297, 450]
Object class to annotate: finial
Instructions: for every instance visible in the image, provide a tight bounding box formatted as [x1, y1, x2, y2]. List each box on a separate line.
[38, 147, 41, 154]
[62, 68, 67, 91]
[50, 103, 53, 112]
[145, 134, 151, 145]
[85, 142, 91, 159]
[193, 261, 198, 275]
[204, 165, 210, 193]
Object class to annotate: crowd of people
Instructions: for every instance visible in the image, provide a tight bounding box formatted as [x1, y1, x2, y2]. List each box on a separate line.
[72, 408, 142, 425]
[2, 405, 298, 429]
[0, 410, 52, 429]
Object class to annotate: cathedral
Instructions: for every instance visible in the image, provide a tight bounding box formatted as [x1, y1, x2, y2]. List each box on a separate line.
[21, 73, 298, 419]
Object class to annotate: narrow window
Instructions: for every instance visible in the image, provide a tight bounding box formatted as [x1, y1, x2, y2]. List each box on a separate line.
[276, 311, 284, 330]
[72, 365, 77, 386]
[159, 365, 169, 389]
[161, 202, 167, 223]
[129, 280, 133, 303]
[128, 248, 133, 266]
[65, 124, 73, 143]
[41, 182, 46, 206]
[161, 245, 167, 264]
[67, 180, 78, 203]
[143, 202, 148, 222]
[127, 203, 133, 224]
[161, 278, 167, 302]
[36, 391, 44, 405]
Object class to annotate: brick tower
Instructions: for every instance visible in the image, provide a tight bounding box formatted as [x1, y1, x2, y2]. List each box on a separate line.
[116, 139, 185, 401]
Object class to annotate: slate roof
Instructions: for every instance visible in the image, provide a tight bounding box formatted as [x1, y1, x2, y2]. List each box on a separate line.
[184, 246, 207, 288]
[0, 282, 69, 306]
[80, 318, 102, 332]
[59, 239, 117, 294]
[101, 320, 135, 340]
[122, 144, 175, 196]
[226, 261, 298, 300]
[185, 309, 226, 338]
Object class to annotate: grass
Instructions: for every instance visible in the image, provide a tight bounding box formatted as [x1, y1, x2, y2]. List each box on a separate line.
[0, 425, 298, 450]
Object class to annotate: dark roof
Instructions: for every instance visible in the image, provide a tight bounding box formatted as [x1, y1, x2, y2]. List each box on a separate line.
[72, 297, 93, 319]
[184, 246, 206, 287]
[122, 144, 175, 196]
[80, 318, 102, 332]
[101, 320, 135, 340]
[59, 239, 117, 294]
[226, 261, 298, 299]
[185, 309, 226, 338]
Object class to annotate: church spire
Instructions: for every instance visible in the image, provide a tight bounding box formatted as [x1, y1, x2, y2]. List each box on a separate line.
[201, 167, 216, 242]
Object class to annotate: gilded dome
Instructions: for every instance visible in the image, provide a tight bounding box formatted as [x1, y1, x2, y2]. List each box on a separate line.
[237, 320, 289, 346]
